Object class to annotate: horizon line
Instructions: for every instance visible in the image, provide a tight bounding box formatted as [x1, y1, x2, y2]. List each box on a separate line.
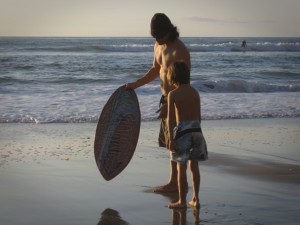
[1, 35, 300, 38]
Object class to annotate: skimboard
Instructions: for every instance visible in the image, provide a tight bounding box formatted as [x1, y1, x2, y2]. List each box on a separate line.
[94, 86, 141, 181]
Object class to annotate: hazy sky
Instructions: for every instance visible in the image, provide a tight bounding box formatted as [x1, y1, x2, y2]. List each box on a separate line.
[0, 0, 299, 37]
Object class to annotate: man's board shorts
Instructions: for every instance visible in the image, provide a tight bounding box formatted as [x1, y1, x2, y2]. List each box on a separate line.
[171, 120, 208, 165]
[158, 95, 169, 148]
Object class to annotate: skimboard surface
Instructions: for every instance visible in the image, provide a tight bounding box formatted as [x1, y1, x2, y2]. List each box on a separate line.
[94, 86, 141, 181]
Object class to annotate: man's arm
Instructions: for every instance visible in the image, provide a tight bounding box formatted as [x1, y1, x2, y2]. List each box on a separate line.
[126, 50, 160, 89]
[126, 66, 159, 89]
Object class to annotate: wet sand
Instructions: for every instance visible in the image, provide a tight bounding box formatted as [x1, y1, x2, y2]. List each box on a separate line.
[0, 118, 300, 225]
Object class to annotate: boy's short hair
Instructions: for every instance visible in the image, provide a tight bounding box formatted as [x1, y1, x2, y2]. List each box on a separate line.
[168, 62, 190, 85]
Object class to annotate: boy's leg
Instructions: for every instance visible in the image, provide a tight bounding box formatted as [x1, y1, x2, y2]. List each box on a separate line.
[168, 163, 187, 208]
[189, 160, 200, 208]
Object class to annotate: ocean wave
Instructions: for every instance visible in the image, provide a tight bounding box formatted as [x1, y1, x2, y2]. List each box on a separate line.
[1, 110, 298, 124]
[188, 42, 300, 52]
[193, 80, 300, 93]
[0, 76, 115, 85]
[1, 90, 299, 123]
[23, 45, 106, 53]
[0, 76, 36, 84]
[16, 44, 154, 53]
[99, 44, 153, 52]
[2, 75, 299, 93]
[5, 40, 300, 53]
[23, 42, 300, 53]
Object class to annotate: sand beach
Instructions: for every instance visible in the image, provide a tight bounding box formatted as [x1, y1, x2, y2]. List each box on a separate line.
[0, 117, 300, 225]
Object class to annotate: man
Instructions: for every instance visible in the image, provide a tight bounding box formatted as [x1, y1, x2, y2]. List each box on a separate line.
[126, 13, 191, 192]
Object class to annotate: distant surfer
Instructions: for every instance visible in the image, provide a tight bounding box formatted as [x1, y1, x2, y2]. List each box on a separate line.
[126, 13, 191, 193]
[241, 40, 247, 48]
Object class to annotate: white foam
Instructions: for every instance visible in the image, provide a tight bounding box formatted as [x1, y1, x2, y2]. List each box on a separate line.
[1, 84, 299, 123]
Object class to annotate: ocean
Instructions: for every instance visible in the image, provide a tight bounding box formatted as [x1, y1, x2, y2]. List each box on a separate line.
[0, 37, 300, 123]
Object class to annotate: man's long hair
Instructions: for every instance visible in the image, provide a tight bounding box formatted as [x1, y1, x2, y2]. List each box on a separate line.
[151, 13, 179, 42]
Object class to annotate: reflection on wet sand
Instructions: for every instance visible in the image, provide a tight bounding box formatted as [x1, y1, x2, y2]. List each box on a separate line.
[98, 189, 201, 225]
[98, 208, 129, 225]
[151, 189, 201, 225]
[172, 208, 187, 225]
[171, 206, 201, 225]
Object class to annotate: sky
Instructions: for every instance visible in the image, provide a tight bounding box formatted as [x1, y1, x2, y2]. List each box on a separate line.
[0, 0, 299, 37]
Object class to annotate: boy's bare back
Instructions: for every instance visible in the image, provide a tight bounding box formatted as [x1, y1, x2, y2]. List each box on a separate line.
[169, 84, 201, 122]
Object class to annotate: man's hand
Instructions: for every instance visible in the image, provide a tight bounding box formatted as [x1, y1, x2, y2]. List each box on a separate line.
[125, 82, 136, 90]
[156, 103, 167, 119]
[169, 140, 176, 153]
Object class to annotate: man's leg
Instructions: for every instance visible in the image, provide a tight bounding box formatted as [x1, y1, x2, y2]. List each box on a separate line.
[153, 160, 178, 192]
[155, 112, 178, 192]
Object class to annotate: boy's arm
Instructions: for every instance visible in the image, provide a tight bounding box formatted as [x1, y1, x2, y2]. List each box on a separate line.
[167, 92, 176, 151]
[198, 92, 202, 121]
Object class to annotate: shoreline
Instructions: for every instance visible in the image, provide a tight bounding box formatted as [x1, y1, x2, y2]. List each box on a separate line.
[1, 117, 300, 224]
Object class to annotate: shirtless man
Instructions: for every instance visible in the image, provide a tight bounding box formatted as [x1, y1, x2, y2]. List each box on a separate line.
[125, 13, 190, 192]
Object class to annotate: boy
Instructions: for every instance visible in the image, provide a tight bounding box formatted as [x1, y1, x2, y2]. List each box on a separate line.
[167, 62, 208, 208]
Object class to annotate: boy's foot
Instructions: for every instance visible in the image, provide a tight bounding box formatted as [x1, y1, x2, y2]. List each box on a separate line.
[189, 199, 200, 208]
[168, 202, 187, 209]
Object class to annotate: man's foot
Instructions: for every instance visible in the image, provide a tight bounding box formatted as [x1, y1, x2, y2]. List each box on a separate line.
[168, 201, 187, 209]
[189, 199, 200, 208]
[153, 183, 178, 193]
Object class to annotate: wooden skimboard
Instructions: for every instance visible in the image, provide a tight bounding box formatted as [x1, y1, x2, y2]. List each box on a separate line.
[94, 86, 141, 181]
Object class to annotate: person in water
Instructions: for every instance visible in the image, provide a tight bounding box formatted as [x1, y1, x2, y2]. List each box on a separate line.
[241, 40, 247, 48]
[166, 62, 208, 208]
